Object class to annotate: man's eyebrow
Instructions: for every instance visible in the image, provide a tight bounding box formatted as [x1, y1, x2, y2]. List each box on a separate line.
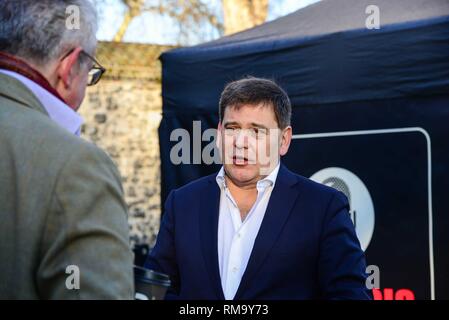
[250, 123, 269, 130]
[223, 121, 269, 129]
[223, 121, 240, 127]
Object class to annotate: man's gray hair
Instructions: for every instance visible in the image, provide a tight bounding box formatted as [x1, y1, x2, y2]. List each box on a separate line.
[0, 0, 98, 65]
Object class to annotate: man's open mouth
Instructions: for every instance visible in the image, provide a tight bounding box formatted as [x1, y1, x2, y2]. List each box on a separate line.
[232, 156, 249, 165]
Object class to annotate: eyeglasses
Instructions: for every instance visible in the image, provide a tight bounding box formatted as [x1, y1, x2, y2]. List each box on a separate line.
[80, 51, 106, 86]
[61, 49, 106, 86]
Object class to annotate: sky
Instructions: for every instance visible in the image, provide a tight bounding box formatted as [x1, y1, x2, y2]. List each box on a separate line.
[95, 0, 321, 45]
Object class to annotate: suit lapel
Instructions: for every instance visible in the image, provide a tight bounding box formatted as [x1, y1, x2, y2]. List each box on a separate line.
[234, 165, 300, 300]
[199, 176, 225, 300]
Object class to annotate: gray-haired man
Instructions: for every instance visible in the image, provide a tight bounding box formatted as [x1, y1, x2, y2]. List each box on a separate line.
[0, 0, 134, 299]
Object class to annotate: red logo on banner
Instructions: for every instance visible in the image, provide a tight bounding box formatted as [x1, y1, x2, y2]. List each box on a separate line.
[372, 288, 415, 300]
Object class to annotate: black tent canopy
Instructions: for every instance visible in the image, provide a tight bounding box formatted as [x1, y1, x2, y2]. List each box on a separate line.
[161, 0, 449, 112]
[199, 0, 449, 46]
[159, 0, 449, 299]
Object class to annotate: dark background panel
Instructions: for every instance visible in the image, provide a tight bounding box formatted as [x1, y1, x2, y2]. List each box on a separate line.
[284, 132, 430, 299]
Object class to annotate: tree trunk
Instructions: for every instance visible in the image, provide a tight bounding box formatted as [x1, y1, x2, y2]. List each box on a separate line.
[223, 0, 269, 35]
[113, 0, 146, 42]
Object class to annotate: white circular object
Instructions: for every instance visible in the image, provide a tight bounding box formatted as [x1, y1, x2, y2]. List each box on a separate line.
[310, 167, 375, 251]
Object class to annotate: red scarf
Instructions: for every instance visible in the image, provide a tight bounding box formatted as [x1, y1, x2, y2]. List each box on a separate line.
[0, 51, 67, 104]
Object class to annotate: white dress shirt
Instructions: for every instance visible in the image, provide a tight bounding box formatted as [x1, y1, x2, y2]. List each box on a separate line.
[216, 163, 280, 300]
[0, 69, 83, 136]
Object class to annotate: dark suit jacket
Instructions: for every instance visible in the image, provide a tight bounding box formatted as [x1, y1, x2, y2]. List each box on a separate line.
[146, 164, 372, 300]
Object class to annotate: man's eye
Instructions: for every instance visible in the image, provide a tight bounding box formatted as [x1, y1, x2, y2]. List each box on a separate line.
[253, 128, 267, 135]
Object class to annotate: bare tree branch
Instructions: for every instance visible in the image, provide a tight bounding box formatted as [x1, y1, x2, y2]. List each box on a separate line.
[93, 0, 269, 44]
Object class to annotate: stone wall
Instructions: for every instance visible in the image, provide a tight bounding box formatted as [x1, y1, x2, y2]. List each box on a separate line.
[79, 41, 174, 247]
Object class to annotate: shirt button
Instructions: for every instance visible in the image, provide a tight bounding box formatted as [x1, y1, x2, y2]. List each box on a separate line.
[232, 267, 238, 273]
[237, 233, 241, 238]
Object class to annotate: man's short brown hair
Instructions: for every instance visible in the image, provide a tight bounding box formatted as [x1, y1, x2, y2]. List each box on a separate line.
[219, 77, 292, 129]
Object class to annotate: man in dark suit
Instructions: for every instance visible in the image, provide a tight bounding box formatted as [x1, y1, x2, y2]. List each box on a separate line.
[146, 77, 371, 300]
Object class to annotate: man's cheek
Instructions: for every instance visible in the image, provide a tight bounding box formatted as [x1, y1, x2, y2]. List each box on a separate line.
[256, 140, 269, 159]
[222, 141, 234, 164]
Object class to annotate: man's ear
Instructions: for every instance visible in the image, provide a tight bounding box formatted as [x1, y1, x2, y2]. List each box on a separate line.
[57, 47, 83, 89]
[279, 126, 292, 156]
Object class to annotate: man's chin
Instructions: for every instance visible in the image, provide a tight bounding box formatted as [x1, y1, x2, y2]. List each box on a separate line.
[229, 162, 255, 170]
[225, 164, 259, 183]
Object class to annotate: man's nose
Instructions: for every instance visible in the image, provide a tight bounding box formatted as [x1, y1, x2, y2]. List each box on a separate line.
[234, 129, 249, 149]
